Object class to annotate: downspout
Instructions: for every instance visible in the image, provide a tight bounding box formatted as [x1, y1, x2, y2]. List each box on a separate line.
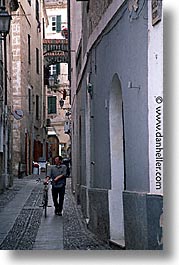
[67, 0, 71, 104]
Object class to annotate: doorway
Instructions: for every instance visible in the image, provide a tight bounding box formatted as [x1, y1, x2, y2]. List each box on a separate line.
[109, 74, 125, 243]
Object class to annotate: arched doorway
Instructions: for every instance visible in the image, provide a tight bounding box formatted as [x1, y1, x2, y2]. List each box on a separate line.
[109, 74, 125, 244]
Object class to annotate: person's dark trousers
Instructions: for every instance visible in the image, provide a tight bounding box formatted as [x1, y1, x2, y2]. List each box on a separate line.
[52, 186, 65, 213]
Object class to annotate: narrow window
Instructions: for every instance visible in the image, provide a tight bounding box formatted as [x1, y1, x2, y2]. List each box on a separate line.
[48, 96, 56, 114]
[51, 16, 56, 31]
[36, 95, 39, 120]
[36, 0, 39, 22]
[36, 48, 39, 74]
[28, 88, 32, 113]
[28, 34, 31, 64]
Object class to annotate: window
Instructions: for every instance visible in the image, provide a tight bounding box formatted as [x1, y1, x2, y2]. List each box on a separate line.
[49, 64, 60, 76]
[36, 48, 39, 74]
[50, 15, 61, 32]
[28, 88, 32, 113]
[44, 66, 49, 86]
[49, 64, 57, 76]
[48, 96, 56, 114]
[28, 34, 31, 64]
[36, 95, 39, 120]
[36, 0, 39, 22]
[52, 17, 56, 31]
[42, 18, 45, 39]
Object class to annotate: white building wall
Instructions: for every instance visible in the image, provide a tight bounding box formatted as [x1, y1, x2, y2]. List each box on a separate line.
[45, 7, 67, 39]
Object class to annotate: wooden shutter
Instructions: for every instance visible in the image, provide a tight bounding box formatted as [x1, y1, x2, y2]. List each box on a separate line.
[56, 63, 60, 75]
[56, 15, 61, 33]
[48, 96, 57, 114]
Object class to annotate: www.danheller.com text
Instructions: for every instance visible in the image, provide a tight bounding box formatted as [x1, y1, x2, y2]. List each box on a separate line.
[155, 102, 163, 191]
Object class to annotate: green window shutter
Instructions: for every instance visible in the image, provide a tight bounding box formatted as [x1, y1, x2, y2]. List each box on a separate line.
[48, 96, 56, 114]
[56, 63, 60, 75]
[56, 15, 61, 32]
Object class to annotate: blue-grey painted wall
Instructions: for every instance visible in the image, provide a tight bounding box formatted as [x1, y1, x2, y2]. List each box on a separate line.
[74, 0, 163, 247]
[89, 0, 149, 192]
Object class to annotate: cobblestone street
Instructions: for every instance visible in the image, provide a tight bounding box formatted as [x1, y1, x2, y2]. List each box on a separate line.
[63, 179, 112, 250]
[0, 175, 112, 250]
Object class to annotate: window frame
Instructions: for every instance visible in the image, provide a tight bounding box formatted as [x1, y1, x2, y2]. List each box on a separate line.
[48, 96, 57, 114]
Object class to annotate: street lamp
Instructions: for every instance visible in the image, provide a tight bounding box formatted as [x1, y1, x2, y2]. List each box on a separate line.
[0, 6, 11, 35]
[59, 98, 64, 109]
[0, 6, 11, 106]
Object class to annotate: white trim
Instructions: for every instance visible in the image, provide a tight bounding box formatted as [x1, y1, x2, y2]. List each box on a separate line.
[87, 0, 125, 53]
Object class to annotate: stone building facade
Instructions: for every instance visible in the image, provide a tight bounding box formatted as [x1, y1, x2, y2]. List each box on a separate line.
[0, 0, 19, 191]
[44, 0, 71, 163]
[11, 0, 47, 176]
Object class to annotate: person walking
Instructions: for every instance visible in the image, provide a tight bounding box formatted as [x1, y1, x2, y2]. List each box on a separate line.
[45, 156, 67, 216]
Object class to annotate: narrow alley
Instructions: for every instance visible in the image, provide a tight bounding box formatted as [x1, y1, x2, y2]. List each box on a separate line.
[0, 0, 163, 251]
[0, 175, 112, 250]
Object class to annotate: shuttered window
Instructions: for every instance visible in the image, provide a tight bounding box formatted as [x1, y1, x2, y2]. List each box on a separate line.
[56, 15, 61, 32]
[48, 96, 56, 114]
[51, 15, 61, 32]
[56, 63, 60, 75]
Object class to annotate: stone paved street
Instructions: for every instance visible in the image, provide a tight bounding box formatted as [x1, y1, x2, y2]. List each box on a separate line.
[63, 179, 112, 250]
[0, 175, 112, 250]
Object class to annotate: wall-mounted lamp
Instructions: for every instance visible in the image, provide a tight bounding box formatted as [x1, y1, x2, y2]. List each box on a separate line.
[59, 98, 65, 109]
[86, 73, 93, 98]
[59, 98, 71, 114]
[87, 82, 93, 98]
[86, 72, 93, 98]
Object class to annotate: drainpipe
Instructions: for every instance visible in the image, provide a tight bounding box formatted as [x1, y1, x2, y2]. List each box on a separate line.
[67, 0, 71, 104]
[4, 33, 8, 187]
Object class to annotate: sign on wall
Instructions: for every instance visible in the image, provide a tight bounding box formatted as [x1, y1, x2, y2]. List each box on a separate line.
[152, 0, 162, 26]
[43, 39, 68, 54]
[43, 39, 69, 65]
[148, 0, 163, 195]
